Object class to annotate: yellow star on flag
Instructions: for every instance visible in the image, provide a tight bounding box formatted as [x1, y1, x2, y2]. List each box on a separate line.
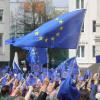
[60, 26, 64, 30]
[35, 31, 39, 36]
[45, 38, 48, 42]
[39, 36, 43, 40]
[59, 20, 63, 24]
[55, 18, 59, 21]
[56, 33, 60, 37]
[51, 37, 55, 41]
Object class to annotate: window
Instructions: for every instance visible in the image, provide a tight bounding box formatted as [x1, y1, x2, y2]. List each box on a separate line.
[77, 46, 85, 57]
[81, 0, 84, 8]
[92, 46, 95, 57]
[0, 9, 3, 22]
[76, 0, 84, 9]
[76, 0, 80, 8]
[93, 20, 96, 32]
[0, 34, 3, 46]
[81, 22, 84, 32]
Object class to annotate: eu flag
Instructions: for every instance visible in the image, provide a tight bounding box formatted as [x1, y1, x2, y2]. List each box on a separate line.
[57, 74, 80, 100]
[56, 57, 79, 78]
[26, 48, 47, 65]
[13, 9, 86, 49]
[26, 48, 37, 64]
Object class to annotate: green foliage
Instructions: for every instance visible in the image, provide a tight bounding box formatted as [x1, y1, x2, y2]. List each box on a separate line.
[48, 49, 69, 68]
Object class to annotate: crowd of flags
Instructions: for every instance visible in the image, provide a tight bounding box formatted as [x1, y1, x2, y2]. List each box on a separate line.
[4, 9, 87, 99]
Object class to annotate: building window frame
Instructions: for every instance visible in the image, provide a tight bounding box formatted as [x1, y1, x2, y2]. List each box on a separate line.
[76, 0, 80, 9]
[77, 45, 85, 58]
[0, 9, 3, 22]
[93, 20, 96, 32]
[92, 45, 95, 57]
[0, 34, 3, 47]
[81, 22, 84, 32]
[81, 0, 84, 8]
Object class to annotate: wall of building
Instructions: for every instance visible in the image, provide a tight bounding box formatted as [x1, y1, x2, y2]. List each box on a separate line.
[95, 0, 100, 55]
[68, 0, 97, 68]
[0, 0, 10, 62]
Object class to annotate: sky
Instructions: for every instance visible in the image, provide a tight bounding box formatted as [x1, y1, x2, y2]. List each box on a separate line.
[52, 0, 69, 7]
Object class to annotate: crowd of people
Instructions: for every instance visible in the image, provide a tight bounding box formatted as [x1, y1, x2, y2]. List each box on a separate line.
[0, 65, 100, 100]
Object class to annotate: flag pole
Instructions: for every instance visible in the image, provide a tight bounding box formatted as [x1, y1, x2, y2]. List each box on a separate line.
[46, 48, 49, 77]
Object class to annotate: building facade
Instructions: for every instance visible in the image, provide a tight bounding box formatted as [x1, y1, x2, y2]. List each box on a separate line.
[0, 0, 10, 66]
[95, 0, 100, 56]
[68, 0, 97, 68]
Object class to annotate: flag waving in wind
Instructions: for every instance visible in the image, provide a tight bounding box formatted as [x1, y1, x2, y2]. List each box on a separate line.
[13, 9, 86, 49]
[13, 52, 22, 74]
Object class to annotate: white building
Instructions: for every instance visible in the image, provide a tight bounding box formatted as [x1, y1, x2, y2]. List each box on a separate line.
[68, 0, 97, 68]
[95, 0, 100, 56]
[0, 0, 10, 65]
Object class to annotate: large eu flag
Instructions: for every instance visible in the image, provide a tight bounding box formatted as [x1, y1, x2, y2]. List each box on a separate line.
[13, 9, 86, 49]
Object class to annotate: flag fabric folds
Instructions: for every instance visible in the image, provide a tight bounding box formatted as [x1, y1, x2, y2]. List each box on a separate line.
[57, 74, 80, 100]
[5, 37, 18, 45]
[13, 9, 86, 49]
[26, 48, 47, 65]
[26, 48, 37, 64]
[67, 57, 79, 75]
[26, 74, 36, 86]
[0, 66, 10, 74]
[56, 57, 79, 79]
[13, 52, 23, 74]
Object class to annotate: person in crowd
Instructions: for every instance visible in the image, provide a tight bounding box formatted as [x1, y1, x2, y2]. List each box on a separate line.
[95, 79, 100, 100]
[1, 64, 100, 100]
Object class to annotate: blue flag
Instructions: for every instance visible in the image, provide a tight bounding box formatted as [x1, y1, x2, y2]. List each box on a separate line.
[57, 74, 80, 100]
[13, 9, 86, 49]
[5, 37, 17, 45]
[26, 48, 47, 65]
[56, 57, 79, 79]
[0, 66, 10, 73]
[13, 52, 23, 74]
[26, 74, 36, 86]
[16, 73, 24, 81]
[26, 48, 37, 64]
[1, 76, 7, 86]
[96, 55, 100, 63]
[37, 48, 48, 65]
[84, 69, 92, 80]
[66, 57, 79, 75]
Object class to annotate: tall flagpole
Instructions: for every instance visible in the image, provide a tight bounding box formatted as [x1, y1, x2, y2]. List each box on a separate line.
[46, 48, 49, 77]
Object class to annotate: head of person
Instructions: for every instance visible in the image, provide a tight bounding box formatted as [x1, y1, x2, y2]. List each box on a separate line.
[1, 85, 10, 96]
[47, 83, 53, 93]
